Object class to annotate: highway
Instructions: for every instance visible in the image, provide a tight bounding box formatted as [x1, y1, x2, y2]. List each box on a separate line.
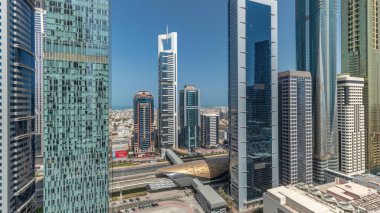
[110, 162, 168, 178]
[35, 153, 229, 205]
[110, 153, 228, 178]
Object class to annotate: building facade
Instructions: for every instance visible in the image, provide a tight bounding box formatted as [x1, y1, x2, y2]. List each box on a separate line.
[158, 32, 178, 154]
[133, 91, 155, 157]
[296, 0, 338, 183]
[278, 71, 313, 185]
[43, 0, 110, 212]
[201, 114, 219, 148]
[337, 74, 366, 175]
[35, 6, 46, 158]
[0, 0, 36, 212]
[179, 85, 200, 149]
[228, 0, 278, 210]
[342, 0, 380, 174]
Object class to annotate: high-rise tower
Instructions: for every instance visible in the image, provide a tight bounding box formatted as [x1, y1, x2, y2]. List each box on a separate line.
[337, 74, 366, 175]
[342, 0, 380, 174]
[35, 5, 46, 159]
[201, 114, 220, 148]
[0, 0, 36, 212]
[43, 0, 110, 212]
[228, 0, 278, 210]
[278, 71, 313, 185]
[296, 0, 338, 183]
[158, 31, 178, 154]
[133, 91, 155, 157]
[179, 85, 200, 150]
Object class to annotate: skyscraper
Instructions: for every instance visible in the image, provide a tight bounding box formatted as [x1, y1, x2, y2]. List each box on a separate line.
[158, 31, 178, 154]
[337, 74, 366, 175]
[35, 5, 46, 159]
[296, 0, 338, 183]
[342, 0, 380, 174]
[228, 0, 278, 210]
[278, 71, 313, 185]
[201, 114, 220, 148]
[179, 85, 200, 149]
[43, 0, 110, 212]
[133, 91, 155, 157]
[0, 0, 36, 212]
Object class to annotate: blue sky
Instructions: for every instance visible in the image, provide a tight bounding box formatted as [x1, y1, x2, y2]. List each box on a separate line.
[111, 0, 340, 108]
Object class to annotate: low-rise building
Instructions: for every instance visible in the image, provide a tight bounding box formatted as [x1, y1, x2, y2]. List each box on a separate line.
[264, 185, 344, 213]
[264, 179, 380, 213]
[192, 179, 227, 213]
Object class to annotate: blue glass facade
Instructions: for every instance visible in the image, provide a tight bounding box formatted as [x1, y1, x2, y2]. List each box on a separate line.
[228, 0, 278, 210]
[43, 0, 110, 212]
[179, 86, 200, 149]
[296, 0, 338, 183]
[246, 2, 273, 200]
[133, 91, 155, 157]
[0, 0, 36, 212]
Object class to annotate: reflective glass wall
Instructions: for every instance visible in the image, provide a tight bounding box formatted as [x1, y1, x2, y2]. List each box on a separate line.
[229, 0, 278, 210]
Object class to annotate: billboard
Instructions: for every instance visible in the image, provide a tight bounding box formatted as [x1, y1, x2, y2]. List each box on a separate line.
[115, 150, 128, 158]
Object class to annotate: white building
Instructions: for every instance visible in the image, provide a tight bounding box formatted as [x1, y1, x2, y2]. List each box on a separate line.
[158, 31, 178, 154]
[201, 114, 219, 148]
[264, 186, 344, 213]
[337, 74, 366, 175]
[265, 179, 380, 213]
[35, 7, 46, 158]
[278, 71, 313, 185]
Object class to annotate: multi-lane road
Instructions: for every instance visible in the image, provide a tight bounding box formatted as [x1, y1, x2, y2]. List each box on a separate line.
[35, 154, 228, 207]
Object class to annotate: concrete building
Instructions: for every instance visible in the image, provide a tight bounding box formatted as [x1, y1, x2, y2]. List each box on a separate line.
[228, 0, 278, 210]
[179, 85, 200, 149]
[201, 114, 220, 148]
[264, 186, 345, 213]
[158, 31, 178, 154]
[342, 0, 380, 174]
[35, 6, 46, 159]
[192, 179, 227, 213]
[296, 0, 338, 183]
[133, 91, 155, 157]
[265, 179, 380, 213]
[278, 71, 313, 185]
[0, 0, 36, 212]
[43, 0, 110, 212]
[337, 74, 366, 175]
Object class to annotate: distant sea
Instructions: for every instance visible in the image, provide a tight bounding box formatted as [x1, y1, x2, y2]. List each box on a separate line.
[111, 106, 132, 110]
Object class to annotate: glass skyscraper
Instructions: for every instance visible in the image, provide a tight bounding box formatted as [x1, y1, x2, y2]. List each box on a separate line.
[296, 0, 338, 183]
[158, 32, 178, 154]
[228, 0, 278, 210]
[179, 85, 200, 150]
[43, 0, 110, 212]
[342, 0, 380, 174]
[133, 91, 155, 157]
[0, 0, 36, 212]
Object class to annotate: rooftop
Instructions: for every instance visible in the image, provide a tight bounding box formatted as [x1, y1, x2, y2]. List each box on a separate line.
[266, 186, 335, 213]
[192, 178, 226, 209]
[278, 70, 311, 78]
